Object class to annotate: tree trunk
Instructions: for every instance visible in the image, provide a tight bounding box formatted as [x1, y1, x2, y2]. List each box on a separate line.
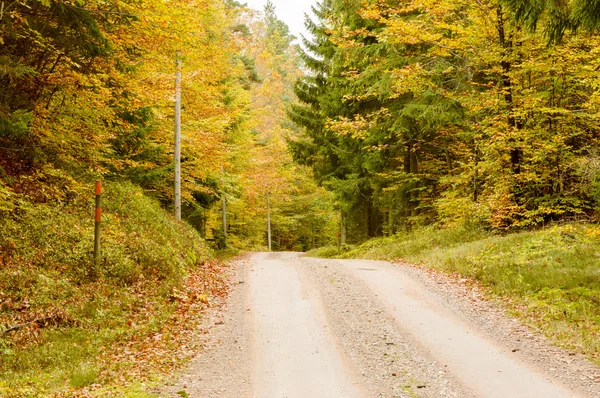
[446, 149, 453, 174]
[497, 5, 522, 175]
[364, 201, 371, 237]
[473, 137, 479, 202]
[410, 150, 419, 174]
[383, 210, 389, 236]
[410, 147, 419, 217]
[404, 148, 411, 173]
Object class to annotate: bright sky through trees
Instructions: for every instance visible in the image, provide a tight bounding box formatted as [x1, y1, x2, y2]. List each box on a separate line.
[244, 0, 316, 41]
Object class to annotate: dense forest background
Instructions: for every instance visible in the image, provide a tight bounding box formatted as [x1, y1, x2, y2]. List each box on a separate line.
[291, 0, 600, 242]
[0, 0, 337, 254]
[4, 0, 600, 251]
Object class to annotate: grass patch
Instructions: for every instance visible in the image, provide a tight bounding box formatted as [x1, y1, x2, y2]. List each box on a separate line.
[306, 245, 347, 258]
[69, 363, 98, 389]
[0, 182, 225, 396]
[310, 223, 600, 360]
[341, 223, 490, 260]
[215, 246, 243, 261]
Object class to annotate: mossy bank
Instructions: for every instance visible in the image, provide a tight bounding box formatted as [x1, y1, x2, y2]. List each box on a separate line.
[0, 182, 223, 397]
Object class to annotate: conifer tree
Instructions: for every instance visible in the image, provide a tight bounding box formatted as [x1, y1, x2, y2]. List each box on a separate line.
[288, 0, 388, 240]
[503, 0, 600, 43]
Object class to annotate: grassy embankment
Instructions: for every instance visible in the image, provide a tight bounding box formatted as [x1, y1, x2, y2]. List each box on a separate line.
[308, 223, 600, 361]
[0, 182, 226, 397]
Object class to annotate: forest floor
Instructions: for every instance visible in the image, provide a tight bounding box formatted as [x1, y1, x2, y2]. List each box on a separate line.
[163, 252, 600, 398]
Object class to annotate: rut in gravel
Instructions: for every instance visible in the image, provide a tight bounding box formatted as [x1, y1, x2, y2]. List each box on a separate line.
[164, 252, 600, 398]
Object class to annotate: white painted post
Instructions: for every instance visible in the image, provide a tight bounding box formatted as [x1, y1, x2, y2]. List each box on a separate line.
[174, 51, 182, 220]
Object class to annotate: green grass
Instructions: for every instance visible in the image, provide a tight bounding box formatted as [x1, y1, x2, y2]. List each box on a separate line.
[309, 223, 600, 360]
[306, 245, 346, 258]
[215, 246, 243, 261]
[0, 182, 212, 396]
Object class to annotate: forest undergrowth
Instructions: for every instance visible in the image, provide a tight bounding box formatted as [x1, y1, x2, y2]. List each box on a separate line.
[309, 223, 600, 363]
[0, 183, 228, 397]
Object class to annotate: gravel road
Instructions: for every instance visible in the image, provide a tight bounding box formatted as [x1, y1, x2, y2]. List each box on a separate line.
[164, 252, 600, 397]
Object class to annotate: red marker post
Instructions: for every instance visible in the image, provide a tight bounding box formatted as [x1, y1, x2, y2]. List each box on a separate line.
[93, 180, 102, 277]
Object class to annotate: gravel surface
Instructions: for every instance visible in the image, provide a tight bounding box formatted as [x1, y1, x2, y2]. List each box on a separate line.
[250, 252, 364, 397]
[390, 259, 600, 397]
[296, 256, 472, 398]
[162, 253, 600, 397]
[163, 256, 254, 397]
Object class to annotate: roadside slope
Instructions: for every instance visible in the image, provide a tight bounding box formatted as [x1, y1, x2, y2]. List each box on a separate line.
[0, 182, 219, 397]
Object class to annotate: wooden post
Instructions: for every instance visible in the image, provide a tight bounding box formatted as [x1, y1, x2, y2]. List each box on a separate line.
[174, 51, 182, 220]
[267, 192, 272, 252]
[93, 180, 102, 277]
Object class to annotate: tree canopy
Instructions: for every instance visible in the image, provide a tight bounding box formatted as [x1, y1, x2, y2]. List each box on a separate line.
[3, 0, 600, 246]
[288, 0, 600, 239]
[0, 0, 338, 250]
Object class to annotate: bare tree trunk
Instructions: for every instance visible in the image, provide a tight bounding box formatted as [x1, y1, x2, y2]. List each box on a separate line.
[497, 5, 522, 175]
[340, 211, 347, 245]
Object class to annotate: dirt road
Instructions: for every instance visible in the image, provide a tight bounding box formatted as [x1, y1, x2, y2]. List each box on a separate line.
[166, 252, 600, 397]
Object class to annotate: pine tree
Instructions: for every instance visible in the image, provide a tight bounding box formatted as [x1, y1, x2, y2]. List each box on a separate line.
[287, 0, 389, 240]
[502, 0, 600, 43]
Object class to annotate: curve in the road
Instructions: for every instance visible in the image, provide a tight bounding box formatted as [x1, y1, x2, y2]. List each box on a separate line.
[341, 259, 577, 398]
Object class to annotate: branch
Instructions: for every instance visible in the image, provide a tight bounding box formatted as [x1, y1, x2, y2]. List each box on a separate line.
[1, 316, 57, 335]
[73, 6, 136, 18]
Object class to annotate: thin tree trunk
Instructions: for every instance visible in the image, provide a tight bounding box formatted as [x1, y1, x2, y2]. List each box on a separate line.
[340, 211, 347, 245]
[474, 137, 479, 202]
[497, 5, 522, 174]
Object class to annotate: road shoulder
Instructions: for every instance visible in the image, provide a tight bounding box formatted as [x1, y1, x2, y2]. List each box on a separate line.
[162, 256, 254, 398]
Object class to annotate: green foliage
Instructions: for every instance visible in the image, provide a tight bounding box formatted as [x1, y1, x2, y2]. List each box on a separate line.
[0, 180, 15, 212]
[0, 182, 211, 395]
[217, 3, 339, 252]
[69, 363, 98, 388]
[288, 0, 389, 240]
[306, 244, 354, 258]
[289, 0, 600, 241]
[0, 182, 208, 286]
[0, 0, 125, 175]
[263, 0, 295, 54]
[502, 0, 600, 43]
[327, 223, 490, 260]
